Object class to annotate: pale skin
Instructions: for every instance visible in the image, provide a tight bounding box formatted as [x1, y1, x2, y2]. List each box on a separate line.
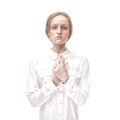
[48, 15, 70, 86]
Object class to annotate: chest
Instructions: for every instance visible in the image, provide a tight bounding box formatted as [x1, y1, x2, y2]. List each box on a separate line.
[37, 57, 83, 79]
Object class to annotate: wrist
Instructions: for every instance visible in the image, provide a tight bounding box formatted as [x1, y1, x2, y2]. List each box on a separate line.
[52, 77, 60, 86]
[61, 76, 69, 84]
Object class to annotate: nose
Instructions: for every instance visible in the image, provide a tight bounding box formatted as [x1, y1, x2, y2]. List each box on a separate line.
[57, 26, 62, 34]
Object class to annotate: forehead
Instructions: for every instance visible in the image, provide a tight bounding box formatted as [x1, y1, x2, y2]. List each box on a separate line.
[51, 15, 69, 25]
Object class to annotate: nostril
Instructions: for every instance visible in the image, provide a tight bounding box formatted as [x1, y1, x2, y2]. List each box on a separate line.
[57, 29, 62, 34]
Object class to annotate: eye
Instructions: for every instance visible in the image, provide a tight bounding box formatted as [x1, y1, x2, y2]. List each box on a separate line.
[51, 25, 57, 30]
[61, 26, 68, 30]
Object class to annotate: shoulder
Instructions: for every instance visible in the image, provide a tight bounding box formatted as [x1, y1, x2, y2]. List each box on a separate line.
[28, 54, 47, 68]
[69, 50, 89, 64]
[28, 50, 53, 71]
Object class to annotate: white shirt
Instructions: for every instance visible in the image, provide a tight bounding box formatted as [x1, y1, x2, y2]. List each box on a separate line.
[27, 49, 90, 120]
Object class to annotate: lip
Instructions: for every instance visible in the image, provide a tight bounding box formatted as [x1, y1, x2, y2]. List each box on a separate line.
[56, 36, 63, 38]
[56, 37, 63, 40]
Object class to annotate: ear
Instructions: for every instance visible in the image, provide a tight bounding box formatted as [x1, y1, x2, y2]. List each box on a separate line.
[47, 32, 49, 36]
[47, 33, 50, 39]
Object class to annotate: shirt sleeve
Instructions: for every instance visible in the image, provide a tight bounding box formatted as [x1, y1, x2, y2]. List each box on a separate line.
[63, 57, 90, 106]
[26, 61, 57, 107]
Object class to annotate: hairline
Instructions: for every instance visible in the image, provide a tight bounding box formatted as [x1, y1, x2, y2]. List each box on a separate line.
[46, 12, 73, 39]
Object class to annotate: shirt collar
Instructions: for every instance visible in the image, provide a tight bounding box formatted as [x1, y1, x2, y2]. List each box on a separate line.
[49, 48, 71, 60]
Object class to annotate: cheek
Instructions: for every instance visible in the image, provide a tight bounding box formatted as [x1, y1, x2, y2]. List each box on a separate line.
[50, 30, 56, 34]
[49, 31, 54, 38]
[64, 31, 69, 38]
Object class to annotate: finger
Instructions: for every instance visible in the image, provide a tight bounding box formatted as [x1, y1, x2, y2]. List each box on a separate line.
[59, 56, 65, 66]
[60, 56, 65, 62]
[53, 64, 59, 72]
[65, 62, 68, 69]
[55, 60, 61, 68]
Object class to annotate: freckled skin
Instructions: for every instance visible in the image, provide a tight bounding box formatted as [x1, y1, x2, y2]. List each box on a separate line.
[49, 15, 70, 86]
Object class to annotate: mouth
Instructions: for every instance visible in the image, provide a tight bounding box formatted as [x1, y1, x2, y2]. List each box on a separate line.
[56, 36, 63, 39]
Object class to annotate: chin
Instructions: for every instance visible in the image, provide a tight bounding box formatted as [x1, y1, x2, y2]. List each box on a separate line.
[52, 39, 68, 45]
[56, 42, 66, 46]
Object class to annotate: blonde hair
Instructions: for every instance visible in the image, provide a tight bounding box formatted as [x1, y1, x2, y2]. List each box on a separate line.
[45, 11, 73, 39]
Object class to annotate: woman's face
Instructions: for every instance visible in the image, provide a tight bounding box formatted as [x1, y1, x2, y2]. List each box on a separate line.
[49, 15, 70, 45]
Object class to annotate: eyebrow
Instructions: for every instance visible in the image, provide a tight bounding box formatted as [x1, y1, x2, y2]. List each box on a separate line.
[51, 24, 68, 26]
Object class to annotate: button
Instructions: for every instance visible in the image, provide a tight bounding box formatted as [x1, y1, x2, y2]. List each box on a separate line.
[59, 90, 62, 93]
[62, 85, 65, 89]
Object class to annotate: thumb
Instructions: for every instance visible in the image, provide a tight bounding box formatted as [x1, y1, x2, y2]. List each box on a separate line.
[65, 62, 68, 69]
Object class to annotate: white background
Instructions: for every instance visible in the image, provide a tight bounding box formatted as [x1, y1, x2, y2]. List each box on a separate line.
[0, 0, 120, 120]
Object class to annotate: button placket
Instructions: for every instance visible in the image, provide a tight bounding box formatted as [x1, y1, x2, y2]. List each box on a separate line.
[58, 83, 63, 120]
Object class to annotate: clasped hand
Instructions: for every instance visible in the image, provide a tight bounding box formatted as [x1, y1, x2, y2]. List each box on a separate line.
[52, 56, 69, 86]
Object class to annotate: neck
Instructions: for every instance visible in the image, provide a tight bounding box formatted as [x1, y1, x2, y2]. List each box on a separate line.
[52, 44, 67, 54]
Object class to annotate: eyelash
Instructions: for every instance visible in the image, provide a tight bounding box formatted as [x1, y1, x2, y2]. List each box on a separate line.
[51, 26, 68, 30]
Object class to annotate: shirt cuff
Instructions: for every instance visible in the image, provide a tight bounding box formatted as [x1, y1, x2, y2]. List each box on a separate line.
[63, 76, 76, 89]
[43, 80, 57, 96]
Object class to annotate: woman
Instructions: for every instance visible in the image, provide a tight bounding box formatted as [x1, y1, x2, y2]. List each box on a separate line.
[27, 11, 90, 120]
